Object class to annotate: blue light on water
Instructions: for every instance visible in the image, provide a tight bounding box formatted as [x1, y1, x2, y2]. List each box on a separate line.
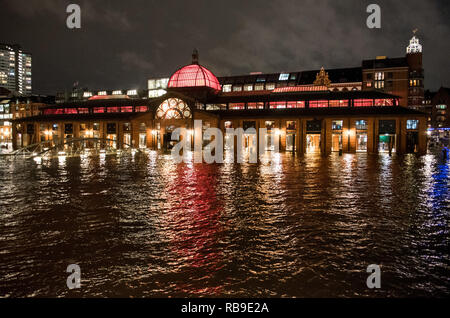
[430, 157, 449, 215]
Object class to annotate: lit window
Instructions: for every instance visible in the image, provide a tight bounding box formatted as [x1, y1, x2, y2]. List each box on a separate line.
[375, 72, 384, 80]
[375, 81, 385, 89]
[329, 100, 349, 107]
[43, 109, 63, 115]
[222, 85, 232, 92]
[354, 99, 373, 107]
[255, 83, 265, 91]
[156, 98, 191, 119]
[247, 102, 264, 109]
[374, 72, 385, 89]
[64, 108, 77, 114]
[121, 106, 133, 113]
[83, 92, 92, 98]
[107, 107, 120, 113]
[127, 90, 138, 96]
[98, 91, 107, 96]
[286, 121, 296, 130]
[135, 106, 148, 112]
[244, 84, 253, 91]
[279, 73, 289, 81]
[229, 103, 245, 110]
[265, 83, 276, 90]
[406, 120, 419, 130]
[112, 90, 122, 95]
[332, 120, 343, 130]
[232, 85, 243, 92]
[309, 100, 328, 108]
[265, 121, 275, 130]
[148, 89, 166, 98]
[287, 101, 305, 108]
[374, 99, 394, 106]
[436, 105, 447, 110]
[356, 120, 368, 130]
[206, 104, 226, 110]
[148, 79, 156, 89]
[148, 78, 168, 90]
[269, 101, 286, 109]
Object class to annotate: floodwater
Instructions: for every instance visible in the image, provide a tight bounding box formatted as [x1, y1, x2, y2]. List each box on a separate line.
[0, 152, 449, 298]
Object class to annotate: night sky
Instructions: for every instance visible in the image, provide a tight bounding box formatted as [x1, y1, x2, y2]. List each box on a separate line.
[1, 0, 449, 94]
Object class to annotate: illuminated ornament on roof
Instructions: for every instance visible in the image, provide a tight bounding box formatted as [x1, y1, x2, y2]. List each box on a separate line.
[407, 30, 422, 54]
[168, 49, 221, 92]
[314, 67, 331, 87]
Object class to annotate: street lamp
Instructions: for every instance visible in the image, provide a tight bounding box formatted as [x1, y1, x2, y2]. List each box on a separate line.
[274, 128, 282, 152]
[346, 128, 354, 152]
[151, 130, 158, 150]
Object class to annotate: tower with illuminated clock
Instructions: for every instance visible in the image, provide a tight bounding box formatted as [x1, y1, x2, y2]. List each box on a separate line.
[406, 31, 424, 109]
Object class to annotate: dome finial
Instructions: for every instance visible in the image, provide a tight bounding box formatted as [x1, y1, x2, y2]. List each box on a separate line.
[192, 49, 199, 64]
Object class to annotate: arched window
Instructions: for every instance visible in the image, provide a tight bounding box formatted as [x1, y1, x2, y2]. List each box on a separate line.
[156, 98, 192, 120]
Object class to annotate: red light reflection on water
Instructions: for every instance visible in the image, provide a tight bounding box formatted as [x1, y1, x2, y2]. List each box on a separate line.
[159, 162, 225, 296]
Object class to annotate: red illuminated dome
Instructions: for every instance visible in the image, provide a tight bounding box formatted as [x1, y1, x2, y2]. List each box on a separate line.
[168, 50, 221, 92]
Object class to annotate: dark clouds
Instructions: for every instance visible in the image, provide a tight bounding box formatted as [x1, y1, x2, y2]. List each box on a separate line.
[0, 0, 448, 94]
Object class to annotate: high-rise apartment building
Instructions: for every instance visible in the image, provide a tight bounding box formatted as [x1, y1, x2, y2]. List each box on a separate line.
[0, 43, 32, 96]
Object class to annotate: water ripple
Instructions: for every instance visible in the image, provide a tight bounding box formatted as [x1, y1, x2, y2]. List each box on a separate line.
[0, 152, 449, 297]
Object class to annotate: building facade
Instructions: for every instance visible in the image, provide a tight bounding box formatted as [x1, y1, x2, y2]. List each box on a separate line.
[421, 90, 435, 129]
[430, 87, 450, 129]
[0, 44, 32, 96]
[10, 95, 55, 148]
[12, 50, 428, 156]
[0, 101, 12, 151]
[53, 35, 424, 112]
[0, 87, 12, 151]
[361, 35, 424, 110]
[426, 87, 450, 146]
